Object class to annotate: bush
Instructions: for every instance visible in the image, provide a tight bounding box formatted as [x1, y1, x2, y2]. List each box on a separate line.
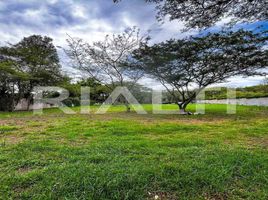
[62, 98, 81, 107]
[62, 98, 98, 107]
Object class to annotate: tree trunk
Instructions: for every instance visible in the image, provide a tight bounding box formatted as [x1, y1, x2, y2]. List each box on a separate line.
[26, 97, 31, 111]
[119, 95, 130, 112]
[26, 82, 33, 111]
[178, 102, 191, 115]
[178, 103, 187, 114]
[25, 93, 32, 111]
[10, 83, 15, 112]
[125, 103, 131, 112]
[124, 97, 130, 112]
[179, 108, 186, 114]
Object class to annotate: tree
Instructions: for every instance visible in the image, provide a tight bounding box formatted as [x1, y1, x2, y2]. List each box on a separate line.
[128, 82, 152, 104]
[114, 0, 268, 30]
[132, 30, 268, 113]
[0, 61, 29, 111]
[78, 78, 110, 104]
[262, 77, 268, 85]
[0, 35, 63, 111]
[13, 35, 62, 108]
[65, 27, 149, 111]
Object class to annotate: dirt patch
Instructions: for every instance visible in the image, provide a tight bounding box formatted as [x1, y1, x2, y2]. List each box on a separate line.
[246, 137, 268, 149]
[0, 119, 25, 126]
[13, 184, 33, 197]
[1, 135, 23, 145]
[204, 192, 229, 200]
[17, 166, 33, 174]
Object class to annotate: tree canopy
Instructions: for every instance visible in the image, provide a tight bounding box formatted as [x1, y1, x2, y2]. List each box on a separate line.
[133, 30, 268, 112]
[0, 35, 63, 111]
[114, 0, 268, 29]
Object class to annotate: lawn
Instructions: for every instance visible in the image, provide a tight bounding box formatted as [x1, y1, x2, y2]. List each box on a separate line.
[0, 104, 267, 199]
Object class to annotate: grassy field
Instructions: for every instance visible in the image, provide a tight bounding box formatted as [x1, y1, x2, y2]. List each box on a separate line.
[0, 104, 267, 200]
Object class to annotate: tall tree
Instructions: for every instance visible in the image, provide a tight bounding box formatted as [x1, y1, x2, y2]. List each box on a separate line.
[0, 61, 29, 111]
[65, 27, 149, 111]
[114, 0, 268, 29]
[0, 35, 63, 111]
[133, 30, 268, 113]
[14, 35, 62, 106]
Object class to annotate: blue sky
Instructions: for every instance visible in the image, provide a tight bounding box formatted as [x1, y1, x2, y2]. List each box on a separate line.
[0, 0, 267, 89]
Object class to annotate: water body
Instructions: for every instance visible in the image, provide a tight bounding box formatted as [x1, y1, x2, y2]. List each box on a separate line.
[198, 97, 268, 106]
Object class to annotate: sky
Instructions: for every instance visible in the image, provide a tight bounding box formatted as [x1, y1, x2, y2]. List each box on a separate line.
[0, 0, 267, 89]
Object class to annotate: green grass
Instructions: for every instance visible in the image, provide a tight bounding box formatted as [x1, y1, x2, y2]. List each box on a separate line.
[0, 104, 267, 199]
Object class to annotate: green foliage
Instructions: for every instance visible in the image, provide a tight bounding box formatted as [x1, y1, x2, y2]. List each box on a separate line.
[114, 0, 267, 30]
[62, 97, 81, 107]
[0, 35, 63, 111]
[206, 85, 268, 100]
[0, 62, 30, 80]
[133, 29, 268, 111]
[11, 35, 63, 85]
[60, 82, 81, 98]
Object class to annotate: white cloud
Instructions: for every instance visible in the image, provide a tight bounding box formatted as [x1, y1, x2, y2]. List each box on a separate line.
[0, 0, 265, 88]
[72, 5, 87, 19]
[212, 76, 265, 88]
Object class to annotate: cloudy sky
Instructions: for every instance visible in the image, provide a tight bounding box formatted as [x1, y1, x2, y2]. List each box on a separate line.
[0, 0, 267, 89]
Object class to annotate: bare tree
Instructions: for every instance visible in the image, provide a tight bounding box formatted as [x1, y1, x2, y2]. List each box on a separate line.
[133, 30, 268, 113]
[65, 27, 149, 111]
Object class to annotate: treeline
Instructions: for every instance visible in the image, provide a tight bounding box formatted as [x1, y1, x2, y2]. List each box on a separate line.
[1, 0, 267, 113]
[1, 29, 267, 113]
[61, 79, 152, 107]
[0, 35, 152, 112]
[205, 84, 268, 100]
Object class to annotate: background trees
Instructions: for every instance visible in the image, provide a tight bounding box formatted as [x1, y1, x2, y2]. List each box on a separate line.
[1, 2, 267, 113]
[0, 31, 151, 112]
[76, 78, 110, 105]
[133, 30, 268, 113]
[65, 27, 149, 111]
